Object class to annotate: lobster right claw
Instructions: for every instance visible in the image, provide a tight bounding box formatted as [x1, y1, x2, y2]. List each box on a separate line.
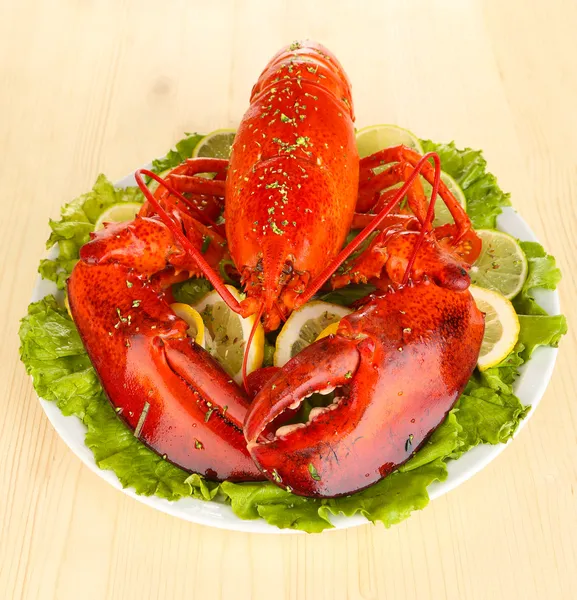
[244, 281, 485, 498]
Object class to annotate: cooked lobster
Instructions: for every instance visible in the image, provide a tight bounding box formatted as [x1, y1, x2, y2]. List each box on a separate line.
[67, 40, 484, 494]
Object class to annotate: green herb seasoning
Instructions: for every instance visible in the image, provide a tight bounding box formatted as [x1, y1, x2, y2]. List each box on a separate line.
[308, 463, 321, 481]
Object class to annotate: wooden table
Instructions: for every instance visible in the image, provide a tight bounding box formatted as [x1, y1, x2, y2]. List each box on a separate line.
[1, 1, 576, 598]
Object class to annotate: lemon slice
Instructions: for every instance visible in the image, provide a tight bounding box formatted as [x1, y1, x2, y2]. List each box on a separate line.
[193, 285, 263, 383]
[274, 301, 351, 367]
[356, 124, 424, 159]
[64, 294, 72, 319]
[192, 129, 237, 159]
[470, 230, 528, 299]
[170, 303, 205, 347]
[421, 171, 467, 227]
[316, 322, 340, 340]
[469, 285, 520, 371]
[94, 203, 142, 231]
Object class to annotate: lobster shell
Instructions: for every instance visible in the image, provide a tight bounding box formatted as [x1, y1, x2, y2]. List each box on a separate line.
[225, 41, 359, 329]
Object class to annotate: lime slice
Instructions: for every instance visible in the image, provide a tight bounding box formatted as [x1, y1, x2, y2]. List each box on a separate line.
[469, 285, 520, 371]
[469, 230, 528, 299]
[192, 129, 236, 159]
[170, 303, 205, 347]
[193, 285, 263, 383]
[356, 124, 424, 159]
[94, 203, 142, 232]
[421, 171, 467, 227]
[274, 301, 351, 367]
[147, 168, 171, 194]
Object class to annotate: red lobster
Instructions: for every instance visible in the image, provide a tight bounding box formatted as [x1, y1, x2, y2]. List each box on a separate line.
[67, 40, 484, 493]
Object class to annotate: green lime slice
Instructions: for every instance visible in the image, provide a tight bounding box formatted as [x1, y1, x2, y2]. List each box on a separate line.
[356, 124, 424, 159]
[199, 301, 245, 377]
[94, 202, 142, 231]
[421, 171, 467, 227]
[192, 129, 236, 159]
[469, 230, 528, 299]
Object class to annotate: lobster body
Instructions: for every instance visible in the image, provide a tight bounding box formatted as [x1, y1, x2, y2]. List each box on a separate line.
[66, 41, 486, 497]
[226, 41, 359, 330]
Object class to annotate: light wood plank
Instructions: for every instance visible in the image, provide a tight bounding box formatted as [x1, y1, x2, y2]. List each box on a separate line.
[1, 1, 575, 598]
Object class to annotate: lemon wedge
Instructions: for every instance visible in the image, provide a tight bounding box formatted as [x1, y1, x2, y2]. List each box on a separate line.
[315, 322, 341, 340]
[274, 301, 351, 367]
[193, 285, 263, 383]
[170, 303, 205, 347]
[469, 285, 520, 371]
[64, 294, 73, 319]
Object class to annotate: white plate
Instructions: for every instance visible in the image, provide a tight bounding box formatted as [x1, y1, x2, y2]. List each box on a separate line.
[31, 172, 560, 533]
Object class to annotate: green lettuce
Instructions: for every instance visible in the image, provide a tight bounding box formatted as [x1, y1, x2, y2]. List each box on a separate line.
[19, 135, 567, 532]
[172, 277, 213, 305]
[150, 133, 204, 174]
[40, 175, 143, 289]
[421, 140, 511, 229]
[518, 314, 567, 360]
[320, 283, 376, 307]
[513, 241, 562, 315]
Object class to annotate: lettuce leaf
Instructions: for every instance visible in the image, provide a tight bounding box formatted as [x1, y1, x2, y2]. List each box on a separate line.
[150, 133, 204, 174]
[221, 481, 333, 533]
[171, 277, 213, 305]
[40, 175, 143, 289]
[513, 241, 562, 315]
[320, 283, 376, 306]
[421, 140, 511, 229]
[323, 459, 448, 527]
[518, 314, 567, 359]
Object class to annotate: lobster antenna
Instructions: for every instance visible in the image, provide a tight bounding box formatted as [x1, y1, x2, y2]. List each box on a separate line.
[296, 152, 442, 306]
[242, 303, 265, 394]
[401, 155, 442, 285]
[134, 169, 243, 314]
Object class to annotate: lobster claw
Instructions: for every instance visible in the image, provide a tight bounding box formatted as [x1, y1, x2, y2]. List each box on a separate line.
[244, 281, 484, 497]
[68, 261, 263, 482]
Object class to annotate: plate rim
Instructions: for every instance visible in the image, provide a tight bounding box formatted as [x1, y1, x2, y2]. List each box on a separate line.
[29, 171, 561, 534]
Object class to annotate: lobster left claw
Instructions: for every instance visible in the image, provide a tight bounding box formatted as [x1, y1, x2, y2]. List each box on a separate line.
[244, 281, 485, 498]
[68, 216, 264, 482]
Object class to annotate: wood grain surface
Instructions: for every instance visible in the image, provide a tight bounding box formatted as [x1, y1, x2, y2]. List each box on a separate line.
[1, 1, 576, 598]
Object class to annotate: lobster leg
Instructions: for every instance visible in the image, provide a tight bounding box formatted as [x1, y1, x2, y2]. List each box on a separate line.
[165, 157, 228, 198]
[356, 161, 429, 225]
[359, 145, 471, 241]
[295, 152, 442, 306]
[135, 169, 244, 315]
